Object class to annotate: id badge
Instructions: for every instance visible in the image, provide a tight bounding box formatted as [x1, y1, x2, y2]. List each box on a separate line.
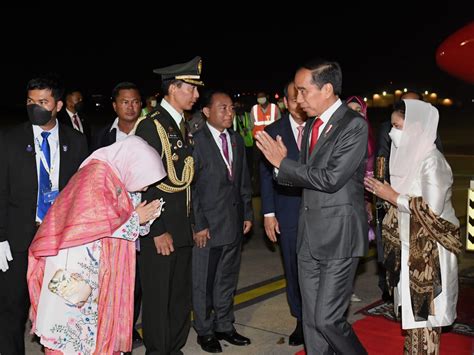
[43, 188, 59, 204]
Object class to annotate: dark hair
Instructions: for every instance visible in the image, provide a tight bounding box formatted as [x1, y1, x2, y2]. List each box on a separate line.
[301, 59, 342, 96]
[26, 74, 64, 101]
[201, 89, 231, 108]
[111, 82, 140, 101]
[393, 100, 406, 114]
[64, 88, 82, 99]
[161, 79, 184, 96]
[283, 81, 293, 99]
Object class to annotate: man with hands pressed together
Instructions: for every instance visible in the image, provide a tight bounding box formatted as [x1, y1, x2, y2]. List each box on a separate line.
[256, 59, 368, 355]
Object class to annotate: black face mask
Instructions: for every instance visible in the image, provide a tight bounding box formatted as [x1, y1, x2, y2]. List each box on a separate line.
[27, 104, 53, 126]
[74, 101, 84, 113]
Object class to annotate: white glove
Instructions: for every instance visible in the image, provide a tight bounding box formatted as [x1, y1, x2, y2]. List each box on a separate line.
[0, 241, 13, 272]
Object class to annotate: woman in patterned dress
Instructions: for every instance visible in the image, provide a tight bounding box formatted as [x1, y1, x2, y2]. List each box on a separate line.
[28, 136, 166, 354]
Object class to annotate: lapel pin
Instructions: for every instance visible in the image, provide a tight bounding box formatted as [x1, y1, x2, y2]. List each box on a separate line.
[62, 145, 68, 152]
[26, 144, 33, 152]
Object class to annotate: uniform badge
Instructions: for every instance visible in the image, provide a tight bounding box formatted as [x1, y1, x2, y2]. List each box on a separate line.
[26, 144, 33, 152]
[177, 140, 183, 148]
[62, 145, 68, 152]
[172, 153, 179, 161]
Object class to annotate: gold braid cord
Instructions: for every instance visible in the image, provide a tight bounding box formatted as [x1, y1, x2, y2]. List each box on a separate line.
[153, 120, 194, 193]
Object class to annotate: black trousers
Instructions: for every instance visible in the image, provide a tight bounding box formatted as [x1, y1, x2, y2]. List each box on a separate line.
[0, 252, 30, 355]
[139, 245, 192, 355]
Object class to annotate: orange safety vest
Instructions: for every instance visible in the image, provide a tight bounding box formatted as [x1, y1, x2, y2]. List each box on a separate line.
[252, 103, 278, 137]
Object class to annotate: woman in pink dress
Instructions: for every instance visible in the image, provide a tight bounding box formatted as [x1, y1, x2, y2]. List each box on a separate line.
[28, 135, 166, 354]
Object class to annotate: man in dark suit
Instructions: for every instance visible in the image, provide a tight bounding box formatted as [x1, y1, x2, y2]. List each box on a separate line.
[0, 75, 88, 355]
[134, 56, 203, 355]
[260, 81, 307, 346]
[256, 60, 368, 354]
[91, 82, 142, 150]
[191, 90, 253, 353]
[90, 82, 144, 347]
[57, 89, 91, 144]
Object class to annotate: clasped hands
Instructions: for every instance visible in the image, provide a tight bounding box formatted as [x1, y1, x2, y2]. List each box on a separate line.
[255, 131, 287, 168]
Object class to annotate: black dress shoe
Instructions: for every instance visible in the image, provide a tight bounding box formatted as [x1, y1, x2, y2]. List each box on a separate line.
[215, 330, 251, 346]
[197, 335, 222, 353]
[288, 321, 304, 346]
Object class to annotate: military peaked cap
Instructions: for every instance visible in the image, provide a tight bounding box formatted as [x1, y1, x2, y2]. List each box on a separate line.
[153, 56, 204, 86]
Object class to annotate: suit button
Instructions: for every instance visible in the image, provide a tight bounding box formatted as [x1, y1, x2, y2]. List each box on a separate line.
[304, 206, 308, 211]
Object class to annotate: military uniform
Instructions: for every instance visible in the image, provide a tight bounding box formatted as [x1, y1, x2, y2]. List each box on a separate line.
[135, 56, 203, 355]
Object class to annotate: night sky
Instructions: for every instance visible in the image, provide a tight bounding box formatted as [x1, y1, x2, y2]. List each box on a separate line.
[2, 11, 472, 109]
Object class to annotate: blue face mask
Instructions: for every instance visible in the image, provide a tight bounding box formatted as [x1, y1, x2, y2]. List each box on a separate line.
[388, 127, 403, 148]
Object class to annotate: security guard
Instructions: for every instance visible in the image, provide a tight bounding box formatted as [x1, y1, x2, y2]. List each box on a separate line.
[135, 56, 203, 355]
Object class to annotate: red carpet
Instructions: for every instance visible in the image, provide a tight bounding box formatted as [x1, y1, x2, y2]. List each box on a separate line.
[352, 316, 474, 354]
[294, 316, 473, 355]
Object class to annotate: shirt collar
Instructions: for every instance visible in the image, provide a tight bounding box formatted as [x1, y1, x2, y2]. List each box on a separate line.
[33, 119, 59, 141]
[319, 99, 342, 123]
[161, 98, 184, 127]
[110, 117, 119, 132]
[206, 121, 228, 140]
[65, 108, 76, 118]
[289, 114, 306, 130]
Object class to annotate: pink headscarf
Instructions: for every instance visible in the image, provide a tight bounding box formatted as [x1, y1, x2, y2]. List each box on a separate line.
[81, 135, 166, 192]
[28, 135, 166, 353]
[346, 96, 375, 162]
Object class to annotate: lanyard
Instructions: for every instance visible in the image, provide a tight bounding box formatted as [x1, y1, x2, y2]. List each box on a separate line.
[35, 136, 59, 183]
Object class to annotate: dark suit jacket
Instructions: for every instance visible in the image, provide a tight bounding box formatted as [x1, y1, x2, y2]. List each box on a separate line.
[278, 104, 368, 259]
[135, 105, 194, 247]
[91, 122, 117, 151]
[260, 114, 302, 229]
[192, 125, 253, 247]
[0, 121, 88, 252]
[57, 109, 91, 146]
[376, 119, 443, 181]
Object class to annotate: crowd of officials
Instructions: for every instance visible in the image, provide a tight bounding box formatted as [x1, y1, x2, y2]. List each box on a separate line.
[0, 56, 460, 355]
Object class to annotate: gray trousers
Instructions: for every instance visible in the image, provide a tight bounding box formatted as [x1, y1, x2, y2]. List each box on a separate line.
[192, 238, 242, 336]
[298, 237, 367, 355]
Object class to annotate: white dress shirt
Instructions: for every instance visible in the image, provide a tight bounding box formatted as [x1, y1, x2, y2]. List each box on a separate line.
[109, 117, 134, 141]
[206, 122, 233, 174]
[289, 114, 306, 143]
[33, 120, 60, 222]
[309, 98, 342, 140]
[161, 98, 184, 127]
[66, 108, 83, 133]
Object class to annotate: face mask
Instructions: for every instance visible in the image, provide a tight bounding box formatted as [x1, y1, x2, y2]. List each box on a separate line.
[74, 101, 84, 113]
[388, 127, 403, 148]
[257, 97, 267, 105]
[150, 100, 157, 108]
[27, 104, 52, 126]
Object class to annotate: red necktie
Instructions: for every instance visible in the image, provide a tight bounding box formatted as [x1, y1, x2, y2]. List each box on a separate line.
[309, 117, 324, 154]
[72, 114, 81, 131]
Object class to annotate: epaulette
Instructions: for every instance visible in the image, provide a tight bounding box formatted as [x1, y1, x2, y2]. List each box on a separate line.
[150, 110, 161, 119]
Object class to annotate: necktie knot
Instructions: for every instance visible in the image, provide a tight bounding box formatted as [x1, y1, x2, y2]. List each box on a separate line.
[309, 117, 324, 154]
[41, 131, 51, 140]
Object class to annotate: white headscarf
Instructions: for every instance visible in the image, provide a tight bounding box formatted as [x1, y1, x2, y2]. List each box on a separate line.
[389, 99, 438, 194]
[81, 135, 167, 192]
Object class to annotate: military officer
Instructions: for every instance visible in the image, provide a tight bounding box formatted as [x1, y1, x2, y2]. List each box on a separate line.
[135, 56, 204, 355]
